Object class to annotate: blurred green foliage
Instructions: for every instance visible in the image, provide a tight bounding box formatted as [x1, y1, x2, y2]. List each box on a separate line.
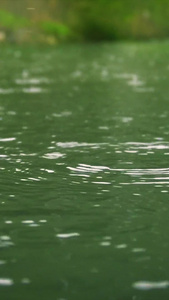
[0, 9, 29, 29]
[0, 0, 169, 43]
[39, 21, 72, 40]
[71, 0, 169, 40]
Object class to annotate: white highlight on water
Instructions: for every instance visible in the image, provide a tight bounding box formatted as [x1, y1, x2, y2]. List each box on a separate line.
[22, 220, 34, 224]
[0, 137, 16, 142]
[41, 168, 55, 173]
[43, 152, 65, 159]
[23, 87, 44, 93]
[15, 78, 50, 85]
[133, 281, 169, 290]
[56, 233, 80, 238]
[115, 244, 127, 249]
[0, 278, 14, 286]
[21, 278, 31, 284]
[100, 241, 111, 246]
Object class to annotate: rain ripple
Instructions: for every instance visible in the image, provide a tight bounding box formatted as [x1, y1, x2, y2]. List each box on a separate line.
[67, 164, 169, 187]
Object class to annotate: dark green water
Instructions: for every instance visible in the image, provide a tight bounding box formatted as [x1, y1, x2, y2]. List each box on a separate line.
[0, 41, 169, 300]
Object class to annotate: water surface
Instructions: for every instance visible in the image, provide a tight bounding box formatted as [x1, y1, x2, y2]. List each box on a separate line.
[0, 41, 169, 300]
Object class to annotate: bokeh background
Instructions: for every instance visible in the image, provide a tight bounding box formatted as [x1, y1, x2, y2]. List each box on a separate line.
[0, 0, 169, 44]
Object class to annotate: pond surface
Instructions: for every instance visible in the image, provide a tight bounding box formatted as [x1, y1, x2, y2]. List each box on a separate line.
[0, 41, 169, 300]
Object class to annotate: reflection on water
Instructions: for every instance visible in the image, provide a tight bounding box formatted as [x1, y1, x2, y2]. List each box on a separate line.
[0, 42, 169, 299]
